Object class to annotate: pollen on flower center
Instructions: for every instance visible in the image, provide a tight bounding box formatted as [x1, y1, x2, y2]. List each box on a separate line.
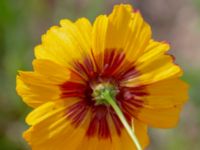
[91, 82, 119, 105]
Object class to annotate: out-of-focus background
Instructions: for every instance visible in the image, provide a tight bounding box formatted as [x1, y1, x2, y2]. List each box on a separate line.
[0, 0, 199, 149]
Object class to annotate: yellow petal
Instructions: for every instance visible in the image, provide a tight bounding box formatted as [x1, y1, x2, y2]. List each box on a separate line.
[32, 59, 70, 83]
[106, 4, 132, 49]
[35, 19, 92, 67]
[143, 79, 189, 108]
[16, 60, 71, 108]
[76, 108, 149, 150]
[123, 79, 188, 128]
[16, 75, 60, 108]
[106, 4, 152, 61]
[133, 119, 149, 149]
[92, 15, 108, 70]
[24, 100, 89, 150]
[124, 55, 182, 86]
[75, 18, 92, 54]
[135, 105, 183, 128]
[136, 40, 170, 65]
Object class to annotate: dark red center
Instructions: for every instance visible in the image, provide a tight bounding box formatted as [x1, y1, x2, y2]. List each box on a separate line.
[60, 49, 148, 139]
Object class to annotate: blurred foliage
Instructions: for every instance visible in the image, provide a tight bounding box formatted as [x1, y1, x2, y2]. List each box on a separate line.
[194, 0, 200, 9]
[184, 71, 200, 106]
[0, 0, 200, 150]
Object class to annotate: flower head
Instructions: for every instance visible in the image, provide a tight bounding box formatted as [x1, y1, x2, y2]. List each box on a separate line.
[17, 4, 188, 150]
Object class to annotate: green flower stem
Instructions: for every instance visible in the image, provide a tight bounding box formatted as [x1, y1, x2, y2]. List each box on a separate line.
[102, 90, 142, 150]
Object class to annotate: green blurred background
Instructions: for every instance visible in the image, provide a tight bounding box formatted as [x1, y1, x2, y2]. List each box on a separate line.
[0, 0, 200, 149]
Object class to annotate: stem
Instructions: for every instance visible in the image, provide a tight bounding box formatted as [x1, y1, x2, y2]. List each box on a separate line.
[102, 90, 142, 150]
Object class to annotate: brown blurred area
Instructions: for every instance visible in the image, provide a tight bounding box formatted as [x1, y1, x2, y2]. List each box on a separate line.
[0, 0, 200, 150]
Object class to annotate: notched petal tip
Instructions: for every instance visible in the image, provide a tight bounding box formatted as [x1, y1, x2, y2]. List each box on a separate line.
[59, 19, 74, 28]
[114, 3, 134, 12]
[75, 17, 91, 25]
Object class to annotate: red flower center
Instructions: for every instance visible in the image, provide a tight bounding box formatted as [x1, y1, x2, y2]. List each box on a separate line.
[60, 49, 148, 139]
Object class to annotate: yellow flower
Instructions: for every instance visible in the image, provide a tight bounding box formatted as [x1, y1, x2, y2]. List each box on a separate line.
[16, 4, 188, 150]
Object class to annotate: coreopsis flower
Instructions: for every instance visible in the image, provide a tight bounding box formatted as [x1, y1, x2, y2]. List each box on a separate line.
[16, 4, 188, 150]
